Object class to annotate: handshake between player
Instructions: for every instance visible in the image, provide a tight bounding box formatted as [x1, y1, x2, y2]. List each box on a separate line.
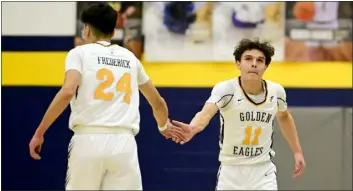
[28, 3, 305, 190]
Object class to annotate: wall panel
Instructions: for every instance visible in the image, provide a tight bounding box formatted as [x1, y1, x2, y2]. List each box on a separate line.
[2, 87, 352, 190]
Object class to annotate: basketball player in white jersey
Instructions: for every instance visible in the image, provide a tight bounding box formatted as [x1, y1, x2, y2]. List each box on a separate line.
[172, 38, 306, 190]
[28, 3, 184, 190]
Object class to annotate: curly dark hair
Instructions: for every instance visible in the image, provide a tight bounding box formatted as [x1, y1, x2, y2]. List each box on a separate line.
[80, 3, 117, 36]
[233, 38, 275, 65]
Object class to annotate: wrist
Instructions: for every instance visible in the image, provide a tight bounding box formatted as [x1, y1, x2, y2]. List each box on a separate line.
[293, 148, 303, 155]
[294, 151, 303, 155]
[192, 125, 203, 134]
[189, 126, 199, 136]
[158, 121, 168, 132]
[34, 126, 46, 137]
[34, 130, 45, 138]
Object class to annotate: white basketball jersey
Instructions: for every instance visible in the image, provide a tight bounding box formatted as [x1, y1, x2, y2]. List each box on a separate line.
[207, 77, 287, 165]
[65, 41, 149, 135]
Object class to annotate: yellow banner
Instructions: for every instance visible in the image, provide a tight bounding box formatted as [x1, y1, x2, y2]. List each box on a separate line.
[2, 52, 352, 88]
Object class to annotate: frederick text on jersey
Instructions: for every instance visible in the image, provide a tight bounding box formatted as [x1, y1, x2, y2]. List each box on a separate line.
[97, 57, 131, 69]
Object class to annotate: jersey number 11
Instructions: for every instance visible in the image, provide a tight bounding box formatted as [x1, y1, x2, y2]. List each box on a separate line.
[94, 68, 132, 104]
[243, 126, 262, 145]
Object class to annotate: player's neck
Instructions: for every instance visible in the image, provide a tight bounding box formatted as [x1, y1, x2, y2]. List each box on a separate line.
[240, 78, 263, 95]
[92, 37, 111, 44]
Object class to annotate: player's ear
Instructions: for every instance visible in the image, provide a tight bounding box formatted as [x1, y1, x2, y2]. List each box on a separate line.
[83, 25, 89, 39]
[236, 61, 241, 70]
[86, 26, 91, 37]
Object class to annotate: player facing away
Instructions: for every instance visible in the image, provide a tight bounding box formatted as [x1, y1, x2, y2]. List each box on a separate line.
[172, 38, 306, 190]
[28, 3, 184, 190]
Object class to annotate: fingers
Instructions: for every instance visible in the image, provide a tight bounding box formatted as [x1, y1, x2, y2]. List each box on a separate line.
[171, 134, 189, 145]
[171, 133, 186, 143]
[169, 128, 187, 140]
[172, 137, 181, 144]
[169, 125, 192, 144]
[35, 144, 42, 153]
[171, 120, 187, 127]
[161, 120, 194, 144]
[169, 125, 183, 134]
[172, 120, 191, 133]
[292, 169, 302, 180]
[161, 129, 185, 142]
[293, 162, 305, 180]
[29, 145, 41, 160]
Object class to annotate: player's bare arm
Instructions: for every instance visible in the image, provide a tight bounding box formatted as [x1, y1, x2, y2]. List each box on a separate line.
[276, 85, 306, 180]
[172, 102, 219, 145]
[276, 110, 306, 179]
[276, 110, 303, 154]
[29, 70, 81, 160]
[172, 80, 230, 144]
[139, 80, 186, 140]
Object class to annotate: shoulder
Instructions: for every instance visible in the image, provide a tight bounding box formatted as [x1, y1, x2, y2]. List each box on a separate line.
[74, 43, 95, 51]
[65, 46, 85, 63]
[212, 78, 237, 96]
[265, 80, 286, 97]
[207, 78, 236, 109]
[113, 45, 136, 57]
[112, 45, 140, 64]
[67, 46, 84, 56]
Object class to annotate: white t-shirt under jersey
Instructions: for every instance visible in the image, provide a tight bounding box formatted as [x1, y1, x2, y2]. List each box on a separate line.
[207, 77, 287, 165]
[65, 41, 149, 135]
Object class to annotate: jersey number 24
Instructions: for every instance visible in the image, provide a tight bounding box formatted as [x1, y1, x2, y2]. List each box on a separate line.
[94, 68, 131, 104]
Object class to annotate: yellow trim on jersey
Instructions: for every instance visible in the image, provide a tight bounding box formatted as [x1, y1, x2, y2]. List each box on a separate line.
[2, 52, 352, 88]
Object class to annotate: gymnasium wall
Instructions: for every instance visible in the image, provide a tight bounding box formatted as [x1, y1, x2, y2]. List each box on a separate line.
[2, 2, 352, 190]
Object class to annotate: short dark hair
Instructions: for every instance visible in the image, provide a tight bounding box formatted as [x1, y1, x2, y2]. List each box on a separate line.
[233, 38, 275, 65]
[80, 3, 117, 36]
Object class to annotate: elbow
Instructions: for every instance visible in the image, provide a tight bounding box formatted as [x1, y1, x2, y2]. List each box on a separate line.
[61, 88, 76, 99]
[276, 111, 294, 128]
[276, 110, 290, 121]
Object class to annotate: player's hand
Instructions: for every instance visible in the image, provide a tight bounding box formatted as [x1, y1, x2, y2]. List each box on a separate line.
[170, 120, 196, 145]
[159, 120, 187, 141]
[29, 135, 44, 160]
[293, 152, 306, 180]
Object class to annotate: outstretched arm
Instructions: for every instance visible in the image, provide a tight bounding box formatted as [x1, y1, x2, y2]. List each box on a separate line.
[189, 103, 219, 134]
[172, 81, 232, 144]
[139, 80, 168, 128]
[136, 59, 185, 139]
[171, 103, 218, 144]
[139, 80, 186, 140]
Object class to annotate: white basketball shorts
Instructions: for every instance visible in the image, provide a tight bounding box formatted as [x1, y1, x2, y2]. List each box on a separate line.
[216, 161, 277, 190]
[65, 126, 142, 190]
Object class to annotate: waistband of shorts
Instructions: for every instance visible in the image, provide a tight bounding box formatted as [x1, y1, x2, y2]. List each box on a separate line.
[72, 125, 133, 134]
[220, 160, 272, 166]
